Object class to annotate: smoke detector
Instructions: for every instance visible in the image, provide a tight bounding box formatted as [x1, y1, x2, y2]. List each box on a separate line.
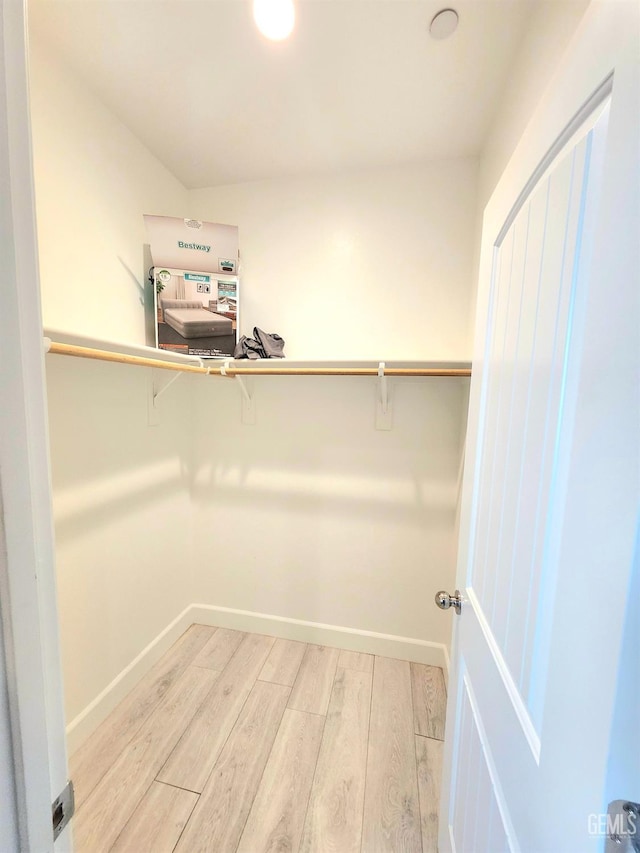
[430, 9, 459, 40]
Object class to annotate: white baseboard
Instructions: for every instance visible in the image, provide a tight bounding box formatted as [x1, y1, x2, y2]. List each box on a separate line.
[190, 604, 450, 672]
[66, 605, 195, 753]
[66, 602, 449, 753]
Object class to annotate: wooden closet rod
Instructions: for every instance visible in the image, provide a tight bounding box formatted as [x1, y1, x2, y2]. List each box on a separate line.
[45, 340, 472, 377]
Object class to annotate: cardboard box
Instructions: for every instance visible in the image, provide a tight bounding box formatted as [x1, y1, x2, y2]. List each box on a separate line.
[144, 215, 239, 358]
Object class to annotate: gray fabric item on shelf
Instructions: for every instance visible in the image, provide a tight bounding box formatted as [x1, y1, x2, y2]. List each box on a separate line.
[233, 335, 263, 359]
[253, 327, 285, 358]
[234, 328, 285, 359]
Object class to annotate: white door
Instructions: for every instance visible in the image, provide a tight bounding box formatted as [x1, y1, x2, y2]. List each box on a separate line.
[440, 2, 639, 851]
[0, 1, 71, 850]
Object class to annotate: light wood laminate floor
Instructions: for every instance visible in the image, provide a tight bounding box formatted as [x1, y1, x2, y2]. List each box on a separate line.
[71, 625, 447, 853]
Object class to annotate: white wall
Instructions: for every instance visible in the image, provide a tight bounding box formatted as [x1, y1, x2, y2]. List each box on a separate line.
[28, 36, 189, 345]
[189, 161, 479, 361]
[45, 356, 196, 727]
[187, 163, 477, 657]
[478, 0, 590, 207]
[192, 375, 468, 652]
[29, 38, 197, 732]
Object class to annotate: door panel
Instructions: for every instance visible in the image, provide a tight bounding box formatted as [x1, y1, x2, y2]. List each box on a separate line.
[506, 148, 579, 692]
[472, 127, 595, 738]
[451, 672, 513, 853]
[440, 2, 640, 842]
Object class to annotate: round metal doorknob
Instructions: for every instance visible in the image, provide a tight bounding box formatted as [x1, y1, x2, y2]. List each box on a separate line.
[435, 589, 462, 614]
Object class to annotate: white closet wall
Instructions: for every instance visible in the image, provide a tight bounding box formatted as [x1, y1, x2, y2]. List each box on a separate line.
[191, 374, 467, 653]
[29, 37, 189, 344]
[45, 357, 196, 738]
[187, 163, 477, 663]
[30, 40, 195, 739]
[189, 161, 479, 361]
[478, 0, 590, 206]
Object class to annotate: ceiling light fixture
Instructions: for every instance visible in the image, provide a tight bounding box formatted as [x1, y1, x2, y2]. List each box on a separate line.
[253, 0, 295, 41]
[429, 8, 459, 40]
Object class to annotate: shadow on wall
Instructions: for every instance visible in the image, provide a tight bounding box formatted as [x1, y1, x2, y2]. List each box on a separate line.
[193, 486, 456, 530]
[118, 255, 145, 307]
[191, 377, 466, 507]
[45, 356, 194, 489]
[52, 441, 457, 542]
[118, 248, 157, 345]
[191, 468, 456, 527]
[54, 472, 189, 543]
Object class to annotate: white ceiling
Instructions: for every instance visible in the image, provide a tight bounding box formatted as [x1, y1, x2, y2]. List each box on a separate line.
[29, 0, 537, 189]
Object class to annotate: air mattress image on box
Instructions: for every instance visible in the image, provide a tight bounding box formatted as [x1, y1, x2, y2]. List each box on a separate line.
[160, 299, 233, 339]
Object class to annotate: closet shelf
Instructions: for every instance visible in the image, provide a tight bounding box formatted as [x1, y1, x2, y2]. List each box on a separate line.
[43, 329, 472, 377]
